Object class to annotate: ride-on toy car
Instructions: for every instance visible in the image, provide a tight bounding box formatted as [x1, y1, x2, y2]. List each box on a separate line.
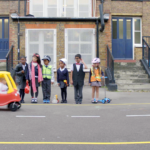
[0, 71, 21, 111]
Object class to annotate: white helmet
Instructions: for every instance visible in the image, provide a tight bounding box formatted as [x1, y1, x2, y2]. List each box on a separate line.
[60, 58, 67, 65]
[92, 58, 100, 64]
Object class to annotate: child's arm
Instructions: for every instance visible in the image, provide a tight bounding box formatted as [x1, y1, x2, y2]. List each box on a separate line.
[89, 69, 91, 84]
[81, 59, 88, 69]
[57, 70, 60, 86]
[66, 69, 69, 86]
[51, 68, 55, 84]
[101, 70, 104, 77]
[15, 65, 24, 76]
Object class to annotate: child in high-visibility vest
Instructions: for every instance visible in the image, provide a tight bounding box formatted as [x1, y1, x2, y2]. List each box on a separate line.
[89, 58, 104, 103]
[42, 55, 54, 103]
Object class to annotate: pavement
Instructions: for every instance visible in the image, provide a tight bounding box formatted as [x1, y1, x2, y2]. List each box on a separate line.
[0, 86, 150, 150]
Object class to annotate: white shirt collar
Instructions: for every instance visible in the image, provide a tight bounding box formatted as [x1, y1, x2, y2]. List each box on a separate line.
[60, 67, 65, 72]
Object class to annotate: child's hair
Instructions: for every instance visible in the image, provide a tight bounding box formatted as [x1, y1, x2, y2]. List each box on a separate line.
[75, 54, 81, 59]
[32, 53, 42, 67]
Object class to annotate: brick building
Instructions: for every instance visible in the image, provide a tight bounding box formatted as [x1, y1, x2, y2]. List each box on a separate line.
[0, 0, 150, 89]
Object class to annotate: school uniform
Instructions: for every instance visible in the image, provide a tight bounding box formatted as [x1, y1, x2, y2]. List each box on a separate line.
[57, 67, 69, 103]
[71, 63, 85, 104]
[42, 65, 54, 102]
[15, 63, 29, 102]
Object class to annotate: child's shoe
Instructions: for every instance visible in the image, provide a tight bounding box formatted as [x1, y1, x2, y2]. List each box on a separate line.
[64, 100, 67, 103]
[46, 100, 50, 103]
[31, 98, 34, 103]
[34, 98, 38, 103]
[43, 99, 46, 103]
[61, 100, 64, 103]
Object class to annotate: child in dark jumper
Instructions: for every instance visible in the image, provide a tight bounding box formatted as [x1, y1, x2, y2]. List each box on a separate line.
[57, 58, 69, 103]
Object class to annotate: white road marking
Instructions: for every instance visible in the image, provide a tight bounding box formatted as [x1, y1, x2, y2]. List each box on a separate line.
[126, 115, 150, 117]
[16, 116, 46, 118]
[71, 116, 100, 118]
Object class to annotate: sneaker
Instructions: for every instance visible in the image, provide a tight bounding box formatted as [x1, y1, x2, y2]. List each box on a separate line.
[34, 98, 37, 103]
[61, 100, 64, 103]
[76, 101, 78, 104]
[31, 98, 34, 103]
[79, 101, 82, 104]
[47, 100, 50, 103]
[64, 100, 67, 103]
[43, 99, 46, 103]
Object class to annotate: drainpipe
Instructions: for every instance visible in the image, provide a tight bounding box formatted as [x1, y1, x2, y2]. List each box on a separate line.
[24, 0, 27, 16]
[99, 0, 105, 32]
[18, 0, 20, 61]
[96, 19, 99, 58]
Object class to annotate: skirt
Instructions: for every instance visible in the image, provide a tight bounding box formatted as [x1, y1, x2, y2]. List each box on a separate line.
[91, 81, 101, 87]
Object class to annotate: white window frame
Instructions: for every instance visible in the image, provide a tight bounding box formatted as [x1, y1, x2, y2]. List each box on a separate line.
[25, 29, 57, 71]
[133, 17, 142, 47]
[30, 0, 92, 18]
[65, 28, 96, 72]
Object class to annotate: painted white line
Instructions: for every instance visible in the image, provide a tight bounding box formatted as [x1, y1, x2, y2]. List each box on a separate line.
[16, 116, 46, 118]
[126, 115, 150, 117]
[71, 116, 100, 118]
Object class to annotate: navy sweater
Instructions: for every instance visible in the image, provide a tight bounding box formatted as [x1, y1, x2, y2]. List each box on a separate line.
[57, 68, 69, 85]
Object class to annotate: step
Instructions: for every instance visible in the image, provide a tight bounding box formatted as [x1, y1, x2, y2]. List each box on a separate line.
[114, 66, 144, 71]
[114, 74, 148, 79]
[114, 62, 141, 67]
[0, 62, 6, 71]
[114, 70, 146, 75]
[116, 78, 150, 84]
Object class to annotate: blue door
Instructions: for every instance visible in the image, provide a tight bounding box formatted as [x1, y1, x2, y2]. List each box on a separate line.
[112, 18, 132, 59]
[0, 17, 9, 59]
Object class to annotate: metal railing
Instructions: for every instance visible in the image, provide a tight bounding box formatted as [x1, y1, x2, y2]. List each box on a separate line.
[142, 36, 150, 68]
[106, 45, 115, 83]
[6, 45, 14, 71]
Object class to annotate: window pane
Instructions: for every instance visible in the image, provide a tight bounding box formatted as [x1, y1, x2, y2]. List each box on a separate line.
[43, 30, 54, 42]
[112, 19, 117, 39]
[48, 0, 57, 6]
[68, 54, 75, 64]
[29, 31, 39, 41]
[68, 44, 79, 53]
[80, 44, 92, 53]
[4, 19, 8, 39]
[33, 12, 43, 17]
[134, 19, 140, 31]
[79, 0, 89, 17]
[82, 55, 91, 64]
[29, 44, 39, 54]
[135, 32, 141, 44]
[65, 0, 74, 17]
[0, 19, 2, 38]
[33, 0, 43, 11]
[119, 19, 123, 39]
[44, 44, 53, 54]
[80, 30, 92, 41]
[126, 20, 131, 39]
[48, 8, 57, 17]
[68, 30, 79, 41]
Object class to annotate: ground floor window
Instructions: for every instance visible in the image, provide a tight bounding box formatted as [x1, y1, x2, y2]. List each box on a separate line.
[65, 28, 95, 69]
[26, 29, 56, 69]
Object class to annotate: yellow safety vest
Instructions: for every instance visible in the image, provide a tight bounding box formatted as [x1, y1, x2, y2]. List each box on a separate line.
[42, 65, 52, 79]
[90, 67, 101, 82]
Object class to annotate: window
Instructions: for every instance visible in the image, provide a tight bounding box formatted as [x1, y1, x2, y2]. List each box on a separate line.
[30, 0, 92, 17]
[134, 18, 142, 45]
[65, 29, 95, 69]
[26, 29, 57, 69]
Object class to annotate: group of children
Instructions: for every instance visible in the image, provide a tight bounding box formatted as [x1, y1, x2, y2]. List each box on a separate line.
[13, 53, 104, 104]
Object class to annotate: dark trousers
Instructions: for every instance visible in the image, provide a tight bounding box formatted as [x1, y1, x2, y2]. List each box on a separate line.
[30, 85, 39, 98]
[20, 89, 25, 101]
[74, 85, 83, 102]
[61, 87, 67, 101]
[42, 79, 51, 100]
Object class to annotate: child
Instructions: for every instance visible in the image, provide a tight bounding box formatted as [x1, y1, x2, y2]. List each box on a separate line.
[71, 54, 88, 104]
[57, 58, 69, 103]
[15, 56, 29, 103]
[28, 53, 43, 103]
[42, 55, 54, 103]
[0, 78, 8, 94]
[89, 58, 104, 103]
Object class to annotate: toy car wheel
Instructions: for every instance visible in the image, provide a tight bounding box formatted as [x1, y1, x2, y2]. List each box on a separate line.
[9, 103, 18, 112]
[7, 103, 11, 109]
[16, 102, 21, 109]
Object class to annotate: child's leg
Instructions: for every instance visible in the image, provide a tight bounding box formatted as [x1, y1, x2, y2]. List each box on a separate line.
[30, 85, 34, 98]
[35, 86, 39, 98]
[64, 87, 67, 101]
[42, 80, 47, 100]
[96, 87, 99, 100]
[92, 86, 96, 99]
[21, 89, 25, 101]
[47, 79, 51, 100]
[61, 88, 64, 100]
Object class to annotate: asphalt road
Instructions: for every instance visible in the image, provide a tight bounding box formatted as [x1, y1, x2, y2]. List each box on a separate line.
[0, 86, 150, 150]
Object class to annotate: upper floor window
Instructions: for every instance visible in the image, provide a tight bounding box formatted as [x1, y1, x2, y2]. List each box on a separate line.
[30, 0, 92, 18]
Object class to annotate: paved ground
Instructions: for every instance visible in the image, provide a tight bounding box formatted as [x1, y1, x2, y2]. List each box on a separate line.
[0, 86, 150, 150]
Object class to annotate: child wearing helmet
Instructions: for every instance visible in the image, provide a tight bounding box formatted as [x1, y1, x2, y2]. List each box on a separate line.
[42, 55, 55, 103]
[27, 53, 43, 103]
[57, 58, 69, 103]
[89, 58, 104, 103]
